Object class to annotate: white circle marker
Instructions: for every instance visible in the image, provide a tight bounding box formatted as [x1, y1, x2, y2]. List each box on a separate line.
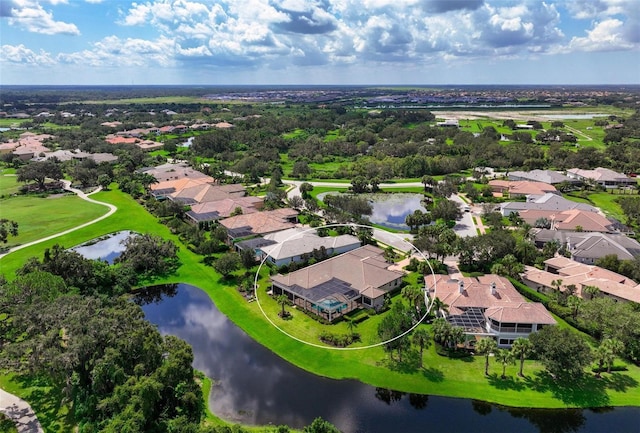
[253, 223, 437, 350]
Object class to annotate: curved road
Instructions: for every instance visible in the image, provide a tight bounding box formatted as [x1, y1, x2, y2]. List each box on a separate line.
[0, 180, 117, 260]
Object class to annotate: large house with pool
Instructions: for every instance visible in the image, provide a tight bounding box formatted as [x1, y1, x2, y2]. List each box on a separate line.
[270, 245, 405, 322]
[426, 274, 556, 348]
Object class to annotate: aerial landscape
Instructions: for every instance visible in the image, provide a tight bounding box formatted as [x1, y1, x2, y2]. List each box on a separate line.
[1, 1, 640, 433]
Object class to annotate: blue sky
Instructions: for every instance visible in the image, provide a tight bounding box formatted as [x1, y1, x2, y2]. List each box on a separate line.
[1, 0, 639, 85]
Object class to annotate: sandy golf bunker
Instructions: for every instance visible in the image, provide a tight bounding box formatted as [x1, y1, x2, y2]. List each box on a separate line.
[253, 223, 437, 350]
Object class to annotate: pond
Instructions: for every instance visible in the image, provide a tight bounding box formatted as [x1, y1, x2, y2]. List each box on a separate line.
[318, 192, 426, 231]
[71, 230, 134, 263]
[137, 284, 640, 433]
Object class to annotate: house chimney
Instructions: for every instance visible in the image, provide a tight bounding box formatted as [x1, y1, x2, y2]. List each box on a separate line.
[458, 280, 464, 294]
[490, 282, 497, 296]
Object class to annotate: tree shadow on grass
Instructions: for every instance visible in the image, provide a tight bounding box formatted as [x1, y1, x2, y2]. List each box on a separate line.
[487, 373, 527, 391]
[524, 371, 610, 407]
[384, 350, 422, 374]
[14, 374, 74, 432]
[421, 366, 445, 382]
[600, 372, 639, 393]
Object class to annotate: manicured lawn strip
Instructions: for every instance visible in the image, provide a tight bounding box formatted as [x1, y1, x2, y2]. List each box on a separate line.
[587, 192, 638, 222]
[0, 175, 21, 196]
[1, 188, 639, 424]
[0, 194, 108, 249]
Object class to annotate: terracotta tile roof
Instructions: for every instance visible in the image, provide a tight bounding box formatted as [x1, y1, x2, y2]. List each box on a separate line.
[221, 208, 298, 237]
[188, 196, 263, 219]
[519, 209, 616, 232]
[426, 274, 556, 324]
[489, 180, 557, 196]
[523, 259, 640, 303]
[271, 245, 403, 295]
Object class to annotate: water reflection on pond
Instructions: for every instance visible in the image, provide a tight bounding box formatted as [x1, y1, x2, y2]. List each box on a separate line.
[136, 284, 640, 433]
[368, 193, 426, 231]
[71, 230, 134, 263]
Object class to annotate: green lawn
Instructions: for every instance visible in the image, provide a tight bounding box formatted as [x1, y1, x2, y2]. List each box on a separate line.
[0, 193, 108, 249]
[565, 190, 638, 222]
[1, 187, 639, 433]
[0, 175, 21, 197]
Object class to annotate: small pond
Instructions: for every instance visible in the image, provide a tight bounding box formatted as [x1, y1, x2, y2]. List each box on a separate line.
[318, 192, 426, 231]
[71, 230, 134, 263]
[137, 284, 640, 433]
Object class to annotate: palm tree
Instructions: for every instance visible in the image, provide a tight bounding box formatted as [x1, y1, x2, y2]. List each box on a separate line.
[551, 278, 563, 294]
[583, 285, 601, 299]
[346, 317, 358, 337]
[567, 295, 582, 320]
[510, 338, 533, 377]
[402, 285, 424, 317]
[476, 338, 497, 376]
[411, 327, 432, 368]
[602, 338, 624, 373]
[495, 349, 515, 379]
[593, 344, 611, 378]
[431, 297, 449, 319]
[276, 294, 289, 318]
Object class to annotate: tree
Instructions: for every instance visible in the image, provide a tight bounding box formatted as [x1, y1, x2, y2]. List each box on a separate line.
[421, 175, 435, 192]
[17, 160, 63, 190]
[299, 182, 314, 199]
[411, 327, 432, 368]
[288, 195, 304, 209]
[402, 285, 424, 318]
[431, 199, 462, 222]
[276, 294, 289, 318]
[350, 176, 369, 193]
[98, 173, 112, 190]
[495, 348, 515, 379]
[303, 417, 340, 433]
[490, 254, 524, 279]
[529, 326, 592, 380]
[0, 219, 19, 243]
[567, 295, 582, 320]
[115, 234, 180, 278]
[601, 338, 624, 374]
[510, 338, 533, 377]
[240, 248, 256, 271]
[430, 297, 448, 319]
[212, 252, 241, 278]
[292, 160, 312, 178]
[476, 337, 497, 376]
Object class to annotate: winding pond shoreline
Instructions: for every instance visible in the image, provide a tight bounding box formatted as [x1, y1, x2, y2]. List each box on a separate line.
[137, 283, 640, 433]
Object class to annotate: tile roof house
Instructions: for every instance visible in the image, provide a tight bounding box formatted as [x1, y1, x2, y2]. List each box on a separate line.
[508, 170, 579, 185]
[220, 208, 299, 241]
[170, 183, 246, 205]
[518, 208, 618, 233]
[149, 177, 214, 200]
[426, 274, 556, 347]
[185, 196, 264, 223]
[489, 180, 558, 198]
[521, 257, 640, 304]
[271, 245, 405, 321]
[534, 230, 640, 264]
[500, 192, 598, 216]
[566, 167, 636, 189]
[252, 227, 361, 267]
[142, 162, 212, 182]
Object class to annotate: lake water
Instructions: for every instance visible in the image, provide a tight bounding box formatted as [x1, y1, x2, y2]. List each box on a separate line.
[71, 230, 134, 263]
[137, 284, 640, 433]
[318, 192, 426, 231]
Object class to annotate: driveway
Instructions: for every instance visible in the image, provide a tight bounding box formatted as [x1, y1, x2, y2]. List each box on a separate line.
[449, 194, 478, 237]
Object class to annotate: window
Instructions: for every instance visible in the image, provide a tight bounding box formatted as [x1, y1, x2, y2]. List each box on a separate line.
[362, 296, 372, 306]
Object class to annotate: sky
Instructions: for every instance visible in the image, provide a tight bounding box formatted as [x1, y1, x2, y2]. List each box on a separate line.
[1, 0, 639, 85]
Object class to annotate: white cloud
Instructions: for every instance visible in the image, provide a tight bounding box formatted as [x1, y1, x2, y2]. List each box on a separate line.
[57, 35, 176, 67]
[568, 18, 634, 52]
[6, 0, 80, 35]
[0, 44, 55, 65]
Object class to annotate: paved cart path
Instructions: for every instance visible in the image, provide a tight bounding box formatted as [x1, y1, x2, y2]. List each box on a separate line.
[0, 388, 44, 433]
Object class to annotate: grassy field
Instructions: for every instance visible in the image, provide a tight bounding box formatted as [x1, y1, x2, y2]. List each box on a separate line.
[1, 187, 639, 432]
[0, 175, 22, 196]
[0, 193, 108, 249]
[0, 118, 30, 128]
[75, 96, 208, 104]
[564, 190, 638, 222]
